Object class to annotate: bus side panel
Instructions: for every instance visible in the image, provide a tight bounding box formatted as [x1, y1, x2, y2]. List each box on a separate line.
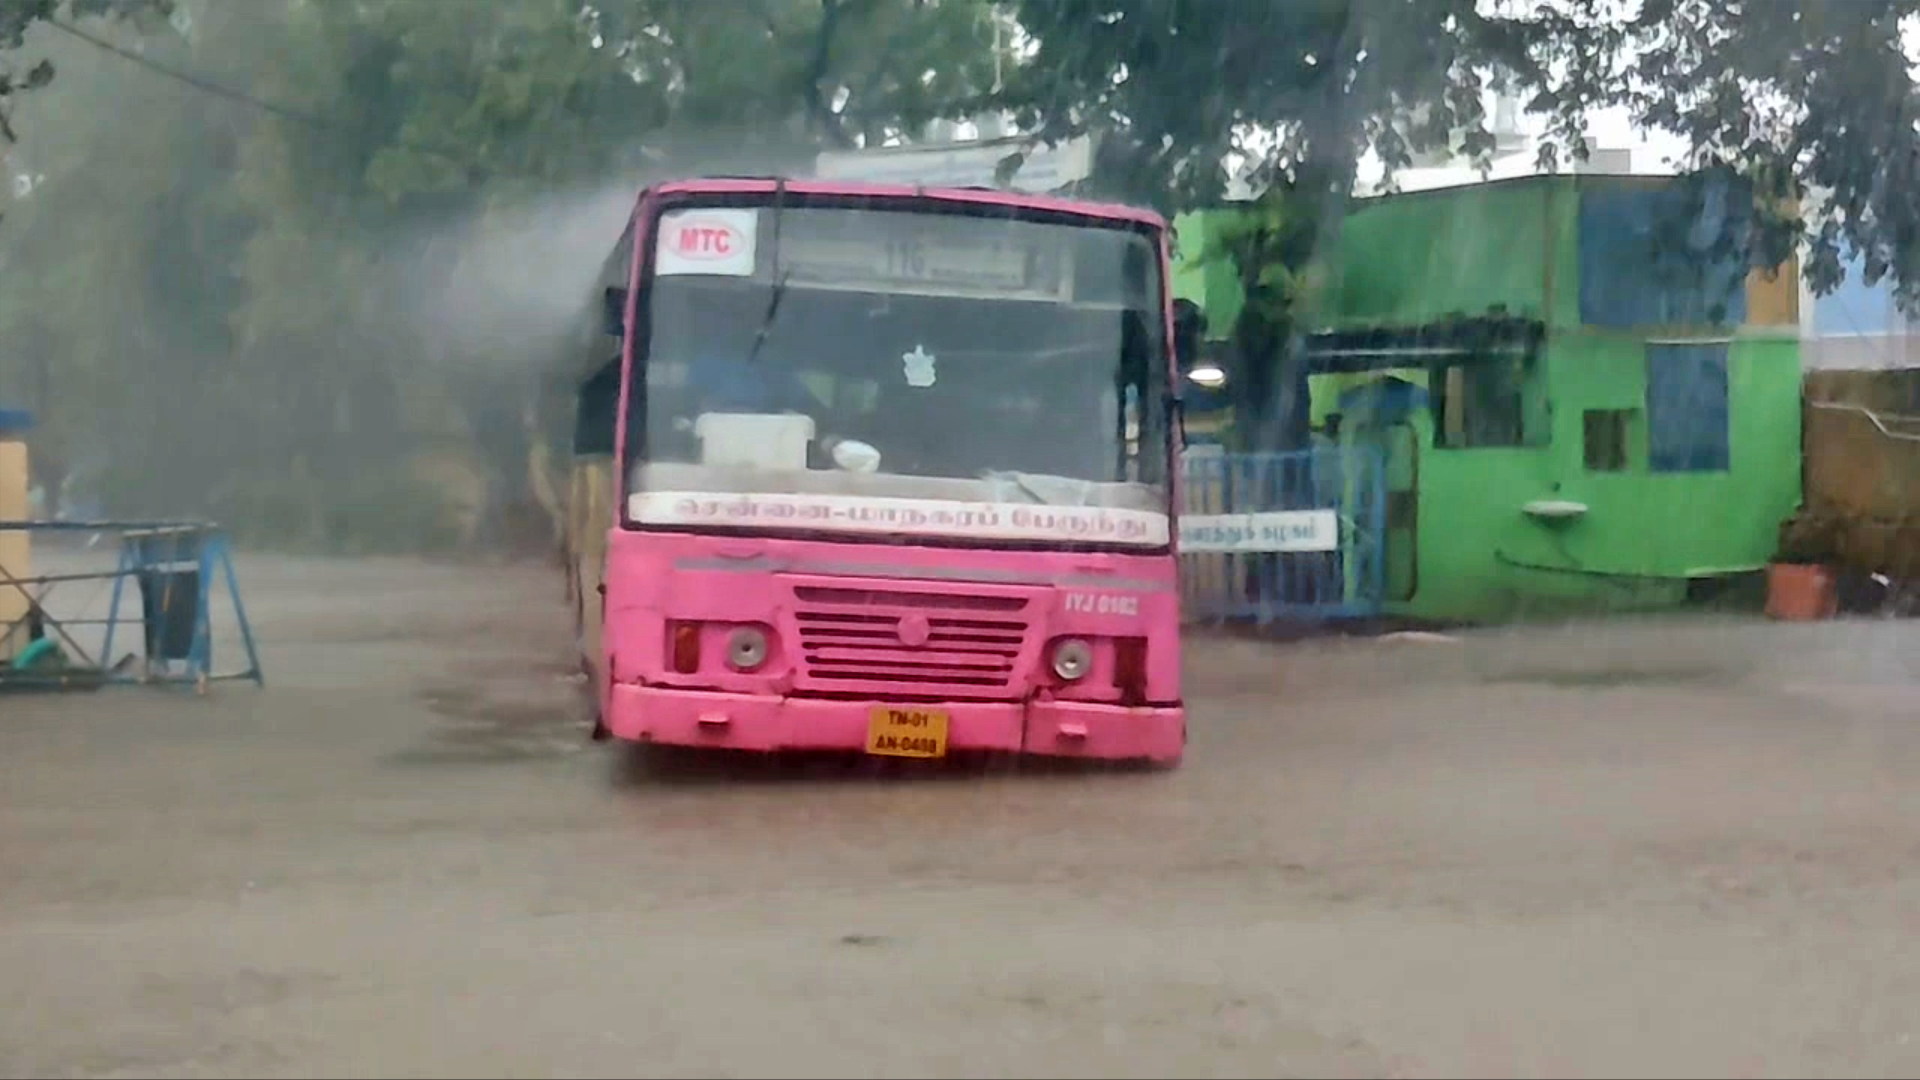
[568, 454, 616, 681]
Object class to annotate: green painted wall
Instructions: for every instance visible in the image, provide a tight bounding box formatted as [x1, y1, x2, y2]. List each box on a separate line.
[1322, 179, 1580, 330]
[1173, 176, 1806, 624]
[1366, 332, 1803, 623]
[1181, 179, 1585, 336]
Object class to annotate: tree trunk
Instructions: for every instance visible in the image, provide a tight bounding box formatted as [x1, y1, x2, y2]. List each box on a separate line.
[1254, 0, 1372, 454]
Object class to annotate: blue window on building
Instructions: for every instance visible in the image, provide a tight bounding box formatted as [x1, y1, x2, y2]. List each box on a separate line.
[1578, 180, 1751, 329]
[1645, 342, 1731, 473]
[1811, 248, 1898, 335]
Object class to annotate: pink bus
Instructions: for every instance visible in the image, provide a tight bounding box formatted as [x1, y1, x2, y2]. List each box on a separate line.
[562, 177, 1185, 766]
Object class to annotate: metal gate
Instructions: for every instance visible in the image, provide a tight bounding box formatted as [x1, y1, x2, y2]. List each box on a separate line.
[1179, 446, 1388, 623]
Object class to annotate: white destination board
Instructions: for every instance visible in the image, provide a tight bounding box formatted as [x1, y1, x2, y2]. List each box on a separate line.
[778, 209, 1068, 300]
[1179, 510, 1340, 553]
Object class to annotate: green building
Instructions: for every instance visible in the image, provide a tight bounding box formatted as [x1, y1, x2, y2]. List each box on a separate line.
[1175, 174, 1804, 624]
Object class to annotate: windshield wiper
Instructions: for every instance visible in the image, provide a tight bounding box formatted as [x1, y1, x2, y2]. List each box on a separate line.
[983, 470, 1100, 506]
[742, 268, 789, 369]
[743, 180, 787, 368]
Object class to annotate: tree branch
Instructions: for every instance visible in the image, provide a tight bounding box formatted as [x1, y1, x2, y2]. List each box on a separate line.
[802, 0, 855, 149]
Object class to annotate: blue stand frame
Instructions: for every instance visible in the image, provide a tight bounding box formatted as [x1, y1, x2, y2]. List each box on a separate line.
[100, 525, 263, 692]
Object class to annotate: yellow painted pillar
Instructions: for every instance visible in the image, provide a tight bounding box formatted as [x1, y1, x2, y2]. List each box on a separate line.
[0, 411, 31, 661]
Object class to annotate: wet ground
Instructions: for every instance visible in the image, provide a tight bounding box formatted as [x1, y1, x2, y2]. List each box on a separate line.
[4, 553, 1920, 1079]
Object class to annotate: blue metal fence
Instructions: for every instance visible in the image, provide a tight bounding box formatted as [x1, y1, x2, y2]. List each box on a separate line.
[1179, 446, 1388, 623]
[0, 520, 263, 692]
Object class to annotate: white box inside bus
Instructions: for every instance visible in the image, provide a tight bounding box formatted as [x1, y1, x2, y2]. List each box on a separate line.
[693, 412, 815, 470]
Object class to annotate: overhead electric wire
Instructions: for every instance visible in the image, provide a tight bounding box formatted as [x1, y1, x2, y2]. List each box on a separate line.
[48, 18, 337, 130]
[44, 17, 490, 172]
[42, 9, 1082, 181]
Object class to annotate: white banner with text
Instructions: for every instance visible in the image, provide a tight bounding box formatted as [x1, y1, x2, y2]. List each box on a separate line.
[1179, 510, 1340, 553]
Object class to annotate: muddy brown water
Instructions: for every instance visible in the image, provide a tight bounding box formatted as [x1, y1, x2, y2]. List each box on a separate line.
[4, 553, 1920, 1078]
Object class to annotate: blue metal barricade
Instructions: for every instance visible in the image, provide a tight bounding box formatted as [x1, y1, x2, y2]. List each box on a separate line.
[0, 519, 263, 693]
[1179, 447, 1387, 623]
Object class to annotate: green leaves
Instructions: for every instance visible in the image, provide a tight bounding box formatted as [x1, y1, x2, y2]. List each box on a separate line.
[1, 0, 1022, 547]
[993, 0, 1920, 449]
[0, 0, 171, 89]
[20, 0, 1920, 536]
[997, 0, 1522, 212]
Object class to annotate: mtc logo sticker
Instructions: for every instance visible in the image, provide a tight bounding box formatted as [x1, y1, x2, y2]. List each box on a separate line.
[656, 209, 758, 277]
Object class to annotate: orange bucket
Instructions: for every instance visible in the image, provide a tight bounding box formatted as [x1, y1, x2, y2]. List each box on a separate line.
[1765, 562, 1838, 621]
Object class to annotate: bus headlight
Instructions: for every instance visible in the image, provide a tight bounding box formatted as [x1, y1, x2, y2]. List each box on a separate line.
[727, 626, 770, 671]
[1051, 638, 1094, 681]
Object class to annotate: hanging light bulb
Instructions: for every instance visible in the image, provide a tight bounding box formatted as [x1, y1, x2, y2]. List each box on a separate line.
[1186, 362, 1227, 388]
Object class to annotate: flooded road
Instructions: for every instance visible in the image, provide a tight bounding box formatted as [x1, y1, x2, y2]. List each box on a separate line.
[4, 555, 1920, 1079]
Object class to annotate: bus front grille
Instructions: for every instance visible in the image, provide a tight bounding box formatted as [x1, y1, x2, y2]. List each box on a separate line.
[790, 585, 1034, 696]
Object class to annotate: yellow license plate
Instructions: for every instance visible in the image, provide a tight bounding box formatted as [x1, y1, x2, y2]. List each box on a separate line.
[865, 706, 950, 759]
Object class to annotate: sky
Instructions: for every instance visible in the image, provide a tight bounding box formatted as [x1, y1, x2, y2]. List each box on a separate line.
[1353, 99, 1692, 195]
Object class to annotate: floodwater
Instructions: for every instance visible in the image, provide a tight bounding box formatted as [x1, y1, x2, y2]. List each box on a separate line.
[3, 553, 1920, 1078]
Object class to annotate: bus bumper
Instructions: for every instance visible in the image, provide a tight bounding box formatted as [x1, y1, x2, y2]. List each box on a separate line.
[604, 684, 1184, 765]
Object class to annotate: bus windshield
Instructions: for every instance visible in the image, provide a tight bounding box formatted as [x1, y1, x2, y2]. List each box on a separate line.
[625, 202, 1173, 548]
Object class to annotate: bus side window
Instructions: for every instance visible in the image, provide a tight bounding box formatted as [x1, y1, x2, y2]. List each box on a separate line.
[574, 358, 621, 456]
[603, 287, 628, 337]
[1119, 310, 1167, 486]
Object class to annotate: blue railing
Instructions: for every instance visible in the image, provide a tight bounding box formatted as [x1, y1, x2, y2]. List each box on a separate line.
[0, 519, 264, 691]
[1179, 446, 1387, 623]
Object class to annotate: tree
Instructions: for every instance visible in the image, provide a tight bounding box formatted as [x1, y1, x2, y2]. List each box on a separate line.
[999, 0, 1568, 212]
[997, 0, 1584, 444]
[1191, 184, 1320, 451]
[0, 0, 172, 148]
[1531, 0, 1920, 308]
[219, 0, 1010, 551]
[0, 0, 243, 515]
[999, 0, 1920, 446]
[1, 0, 1012, 551]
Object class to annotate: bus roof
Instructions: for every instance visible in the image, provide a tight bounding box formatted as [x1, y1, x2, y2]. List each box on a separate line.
[644, 176, 1166, 231]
